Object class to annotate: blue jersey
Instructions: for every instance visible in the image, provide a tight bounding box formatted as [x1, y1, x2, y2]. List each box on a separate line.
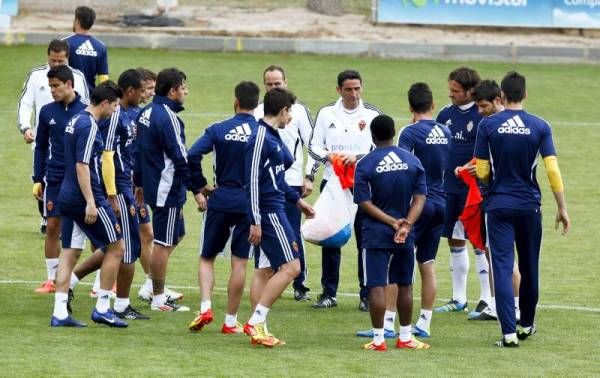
[58, 110, 106, 207]
[62, 33, 108, 89]
[398, 120, 451, 207]
[99, 104, 136, 194]
[474, 109, 557, 211]
[246, 120, 301, 225]
[133, 96, 190, 207]
[33, 94, 87, 183]
[188, 113, 257, 213]
[354, 146, 427, 249]
[436, 103, 482, 193]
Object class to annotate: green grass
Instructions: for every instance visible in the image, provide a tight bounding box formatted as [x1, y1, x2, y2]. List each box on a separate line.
[1, 45, 599, 376]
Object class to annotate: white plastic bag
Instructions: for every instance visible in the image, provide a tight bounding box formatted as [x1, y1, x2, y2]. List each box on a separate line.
[301, 175, 357, 248]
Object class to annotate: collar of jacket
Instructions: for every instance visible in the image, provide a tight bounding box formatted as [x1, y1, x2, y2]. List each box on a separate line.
[153, 95, 185, 113]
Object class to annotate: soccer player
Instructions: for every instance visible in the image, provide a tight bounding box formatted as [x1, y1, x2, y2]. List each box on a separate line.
[18, 39, 88, 245]
[354, 114, 428, 351]
[435, 67, 491, 315]
[187, 81, 260, 333]
[134, 67, 204, 312]
[397, 83, 451, 338]
[308, 69, 381, 310]
[468, 79, 522, 321]
[63, 6, 109, 89]
[32, 65, 88, 295]
[475, 71, 570, 347]
[243, 88, 315, 347]
[254, 65, 314, 301]
[51, 81, 127, 328]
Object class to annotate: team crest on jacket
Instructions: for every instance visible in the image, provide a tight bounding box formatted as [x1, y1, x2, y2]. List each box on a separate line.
[139, 207, 147, 219]
[115, 223, 121, 234]
[292, 241, 299, 252]
[129, 206, 136, 217]
[359, 120, 366, 131]
[467, 121, 474, 132]
[46, 201, 54, 212]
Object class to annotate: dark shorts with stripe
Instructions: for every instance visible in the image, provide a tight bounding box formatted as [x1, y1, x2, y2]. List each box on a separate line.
[442, 192, 468, 240]
[151, 206, 185, 247]
[60, 200, 122, 251]
[200, 209, 252, 259]
[116, 192, 141, 263]
[43, 176, 62, 218]
[363, 248, 415, 288]
[413, 201, 445, 263]
[254, 211, 299, 270]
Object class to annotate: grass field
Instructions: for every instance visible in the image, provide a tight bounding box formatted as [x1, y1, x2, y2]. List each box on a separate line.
[1, 45, 599, 376]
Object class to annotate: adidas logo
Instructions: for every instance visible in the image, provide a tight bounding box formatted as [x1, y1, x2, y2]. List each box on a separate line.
[420, 314, 428, 320]
[224, 123, 251, 142]
[445, 119, 452, 126]
[498, 115, 530, 135]
[75, 40, 98, 57]
[49, 118, 56, 126]
[376, 151, 408, 173]
[426, 125, 448, 144]
[138, 108, 152, 127]
[328, 123, 336, 129]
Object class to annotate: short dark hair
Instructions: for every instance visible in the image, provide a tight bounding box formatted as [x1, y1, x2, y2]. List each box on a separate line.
[473, 80, 501, 103]
[47, 39, 69, 56]
[47, 65, 74, 85]
[408, 82, 433, 114]
[337, 69, 362, 88]
[155, 68, 187, 97]
[235, 81, 260, 110]
[136, 67, 157, 82]
[448, 67, 481, 92]
[118, 69, 143, 92]
[90, 80, 122, 106]
[370, 115, 395, 142]
[263, 65, 286, 81]
[501, 71, 526, 103]
[75, 6, 96, 30]
[263, 87, 296, 117]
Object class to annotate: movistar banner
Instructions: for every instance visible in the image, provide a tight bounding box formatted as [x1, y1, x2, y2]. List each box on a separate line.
[376, 0, 600, 29]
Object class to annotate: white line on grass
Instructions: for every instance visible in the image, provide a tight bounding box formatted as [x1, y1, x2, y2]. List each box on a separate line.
[3, 279, 599, 313]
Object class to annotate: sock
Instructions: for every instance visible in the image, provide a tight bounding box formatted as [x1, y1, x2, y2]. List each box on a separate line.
[520, 325, 531, 333]
[225, 313, 237, 328]
[504, 333, 518, 343]
[95, 289, 112, 313]
[53, 292, 69, 320]
[474, 250, 491, 304]
[399, 325, 412, 342]
[248, 304, 270, 326]
[143, 277, 153, 291]
[450, 246, 469, 304]
[200, 300, 212, 313]
[373, 328, 385, 345]
[69, 273, 80, 290]
[92, 270, 101, 292]
[152, 293, 166, 307]
[489, 297, 496, 312]
[383, 310, 396, 331]
[46, 258, 59, 281]
[114, 297, 130, 313]
[514, 296, 520, 310]
[416, 309, 432, 333]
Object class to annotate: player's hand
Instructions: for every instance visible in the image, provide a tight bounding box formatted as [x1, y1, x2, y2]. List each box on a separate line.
[393, 218, 412, 244]
[248, 224, 262, 246]
[194, 192, 207, 212]
[297, 199, 315, 219]
[108, 195, 120, 217]
[84, 202, 98, 224]
[23, 129, 34, 144]
[134, 187, 144, 207]
[341, 154, 357, 166]
[200, 184, 215, 197]
[455, 162, 477, 177]
[32, 182, 43, 201]
[302, 178, 313, 198]
[555, 207, 570, 235]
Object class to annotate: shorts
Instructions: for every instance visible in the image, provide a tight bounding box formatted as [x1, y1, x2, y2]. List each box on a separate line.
[200, 209, 252, 259]
[442, 192, 468, 240]
[254, 212, 299, 270]
[116, 192, 141, 264]
[362, 248, 415, 288]
[43, 177, 62, 218]
[151, 206, 185, 247]
[137, 204, 151, 225]
[413, 201, 445, 264]
[60, 201, 122, 251]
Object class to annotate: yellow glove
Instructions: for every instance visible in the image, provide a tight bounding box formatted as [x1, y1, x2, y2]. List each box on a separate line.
[33, 182, 42, 199]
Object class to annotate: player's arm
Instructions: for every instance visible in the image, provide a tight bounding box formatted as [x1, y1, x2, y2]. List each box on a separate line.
[74, 70, 90, 101]
[473, 120, 491, 183]
[100, 114, 119, 214]
[32, 112, 49, 200]
[187, 128, 214, 194]
[98, 46, 109, 84]
[307, 110, 329, 164]
[245, 128, 270, 246]
[17, 71, 36, 143]
[297, 103, 316, 197]
[161, 113, 192, 192]
[76, 124, 99, 224]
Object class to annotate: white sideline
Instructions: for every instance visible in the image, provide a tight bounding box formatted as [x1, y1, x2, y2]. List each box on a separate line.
[4, 279, 600, 313]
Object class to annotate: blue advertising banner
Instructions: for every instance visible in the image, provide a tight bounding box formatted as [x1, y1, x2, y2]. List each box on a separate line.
[0, 0, 18, 16]
[376, 0, 600, 29]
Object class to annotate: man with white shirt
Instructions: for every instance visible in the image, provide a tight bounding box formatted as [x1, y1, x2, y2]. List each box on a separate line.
[308, 70, 381, 310]
[254, 65, 315, 301]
